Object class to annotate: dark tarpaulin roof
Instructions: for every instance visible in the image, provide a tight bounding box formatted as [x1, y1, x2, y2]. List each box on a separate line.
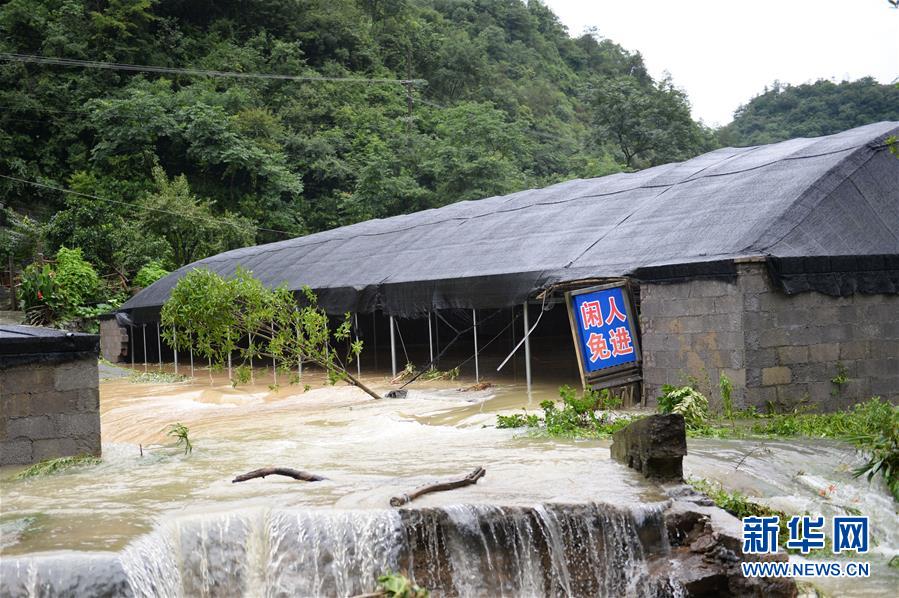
[121, 121, 899, 321]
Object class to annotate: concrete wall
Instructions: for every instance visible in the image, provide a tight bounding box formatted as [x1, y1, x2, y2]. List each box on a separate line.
[640, 261, 899, 411]
[1, 354, 101, 466]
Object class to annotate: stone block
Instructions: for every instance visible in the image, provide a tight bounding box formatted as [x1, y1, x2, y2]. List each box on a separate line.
[1, 366, 53, 395]
[720, 368, 746, 388]
[7, 415, 57, 440]
[611, 414, 686, 481]
[1, 393, 32, 418]
[73, 434, 101, 456]
[31, 438, 79, 462]
[713, 294, 741, 314]
[54, 360, 98, 392]
[808, 343, 840, 363]
[55, 412, 101, 437]
[839, 341, 869, 361]
[777, 346, 808, 365]
[761, 366, 792, 386]
[0, 439, 33, 465]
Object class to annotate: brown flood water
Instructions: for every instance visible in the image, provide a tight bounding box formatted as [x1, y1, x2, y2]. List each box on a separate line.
[1, 366, 661, 556]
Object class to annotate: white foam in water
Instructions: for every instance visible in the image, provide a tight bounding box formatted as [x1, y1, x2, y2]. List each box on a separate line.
[52, 502, 678, 597]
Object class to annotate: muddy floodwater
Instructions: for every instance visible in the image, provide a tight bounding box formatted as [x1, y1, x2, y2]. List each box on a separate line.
[2, 367, 898, 596]
[2, 370, 664, 556]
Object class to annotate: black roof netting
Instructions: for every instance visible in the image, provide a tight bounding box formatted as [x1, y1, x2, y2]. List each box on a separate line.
[121, 121, 899, 322]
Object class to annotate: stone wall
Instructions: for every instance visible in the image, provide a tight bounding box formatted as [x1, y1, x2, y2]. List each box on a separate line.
[640, 275, 746, 409]
[640, 261, 899, 411]
[1, 327, 101, 466]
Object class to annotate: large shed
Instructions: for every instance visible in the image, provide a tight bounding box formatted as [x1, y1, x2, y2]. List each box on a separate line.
[120, 122, 899, 410]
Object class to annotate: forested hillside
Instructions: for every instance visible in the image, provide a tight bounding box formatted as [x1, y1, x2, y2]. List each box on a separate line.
[718, 78, 899, 147]
[0, 0, 717, 284]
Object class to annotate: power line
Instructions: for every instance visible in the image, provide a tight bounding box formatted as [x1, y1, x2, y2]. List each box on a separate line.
[0, 174, 293, 237]
[0, 53, 427, 86]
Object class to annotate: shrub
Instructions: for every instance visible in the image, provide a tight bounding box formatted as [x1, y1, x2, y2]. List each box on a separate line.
[495, 385, 635, 438]
[53, 247, 100, 308]
[657, 384, 709, 429]
[18, 247, 102, 326]
[133, 260, 170, 288]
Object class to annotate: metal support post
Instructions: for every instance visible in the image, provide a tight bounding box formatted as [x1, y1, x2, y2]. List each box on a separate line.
[156, 322, 162, 370]
[523, 302, 532, 394]
[142, 324, 148, 371]
[173, 328, 178, 375]
[354, 313, 361, 377]
[472, 308, 479, 383]
[389, 315, 397, 378]
[428, 311, 434, 364]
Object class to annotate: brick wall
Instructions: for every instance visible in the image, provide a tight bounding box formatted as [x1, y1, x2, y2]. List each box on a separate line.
[640, 262, 899, 411]
[1, 354, 101, 466]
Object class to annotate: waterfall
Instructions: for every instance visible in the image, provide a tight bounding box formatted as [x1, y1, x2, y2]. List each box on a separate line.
[2, 502, 682, 597]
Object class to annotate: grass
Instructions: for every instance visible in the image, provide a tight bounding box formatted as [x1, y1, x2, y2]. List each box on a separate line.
[13, 454, 101, 480]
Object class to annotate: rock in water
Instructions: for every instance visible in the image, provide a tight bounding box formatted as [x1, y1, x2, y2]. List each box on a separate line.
[610, 413, 687, 481]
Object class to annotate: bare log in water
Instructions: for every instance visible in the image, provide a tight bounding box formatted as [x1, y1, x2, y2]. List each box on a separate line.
[389, 467, 486, 507]
[232, 467, 326, 483]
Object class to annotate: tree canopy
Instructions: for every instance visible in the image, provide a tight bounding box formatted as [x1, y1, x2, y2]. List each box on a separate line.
[719, 78, 899, 147]
[1, 0, 715, 283]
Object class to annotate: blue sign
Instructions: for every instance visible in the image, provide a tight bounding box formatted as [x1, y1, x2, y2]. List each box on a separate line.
[569, 285, 639, 375]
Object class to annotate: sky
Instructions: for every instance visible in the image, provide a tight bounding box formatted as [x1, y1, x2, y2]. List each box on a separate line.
[544, 0, 899, 126]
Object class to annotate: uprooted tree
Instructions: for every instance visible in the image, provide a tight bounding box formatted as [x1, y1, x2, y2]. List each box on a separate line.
[160, 268, 381, 400]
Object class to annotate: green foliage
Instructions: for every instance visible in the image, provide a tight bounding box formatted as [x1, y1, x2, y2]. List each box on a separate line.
[53, 247, 101, 307]
[14, 454, 101, 480]
[420, 367, 460, 381]
[591, 75, 717, 168]
[133, 260, 169, 288]
[1, 0, 720, 279]
[657, 384, 709, 429]
[496, 412, 540, 429]
[375, 571, 428, 598]
[830, 362, 849, 398]
[495, 385, 633, 438]
[0, 206, 41, 261]
[719, 78, 899, 146]
[161, 268, 377, 397]
[129, 371, 187, 384]
[17, 247, 103, 327]
[167, 422, 192, 455]
[719, 373, 735, 420]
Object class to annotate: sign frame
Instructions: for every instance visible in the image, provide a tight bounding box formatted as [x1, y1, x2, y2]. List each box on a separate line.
[565, 281, 643, 389]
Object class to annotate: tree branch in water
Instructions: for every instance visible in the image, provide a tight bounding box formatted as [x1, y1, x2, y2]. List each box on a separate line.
[232, 467, 326, 483]
[389, 467, 485, 507]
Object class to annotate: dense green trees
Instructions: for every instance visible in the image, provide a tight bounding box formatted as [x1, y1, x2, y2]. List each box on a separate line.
[719, 78, 899, 147]
[2, 0, 720, 285]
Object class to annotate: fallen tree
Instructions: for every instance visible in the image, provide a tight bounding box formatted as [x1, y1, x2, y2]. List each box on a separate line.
[389, 467, 486, 507]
